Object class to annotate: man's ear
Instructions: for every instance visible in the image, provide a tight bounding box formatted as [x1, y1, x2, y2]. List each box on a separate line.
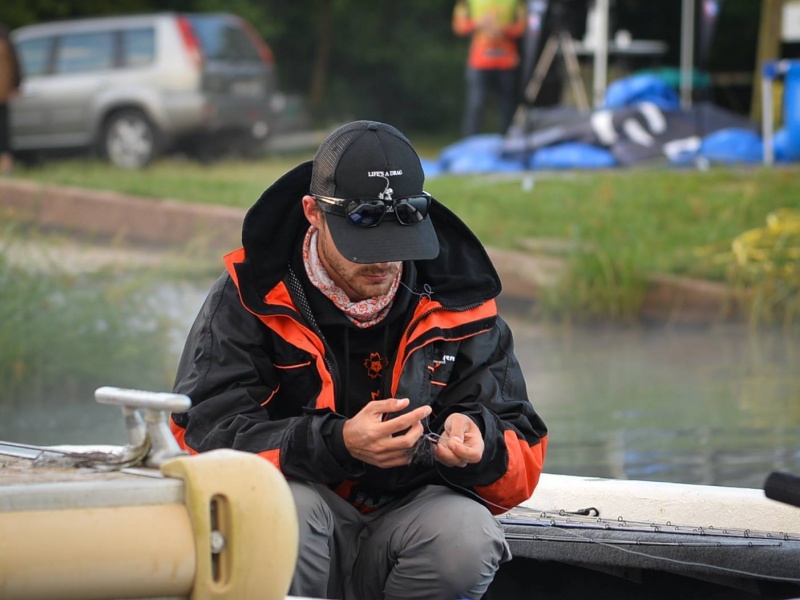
[302, 195, 323, 228]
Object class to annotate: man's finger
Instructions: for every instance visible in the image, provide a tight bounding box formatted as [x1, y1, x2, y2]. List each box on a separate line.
[382, 406, 431, 435]
[377, 397, 409, 419]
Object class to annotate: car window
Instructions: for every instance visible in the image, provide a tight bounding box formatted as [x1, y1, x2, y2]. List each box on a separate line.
[17, 36, 54, 77]
[185, 17, 260, 62]
[121, 27, 155, 67]
[55, 31, 114, 74]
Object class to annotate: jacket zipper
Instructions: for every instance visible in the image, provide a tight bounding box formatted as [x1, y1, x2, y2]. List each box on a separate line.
[404, 301, 487, 341]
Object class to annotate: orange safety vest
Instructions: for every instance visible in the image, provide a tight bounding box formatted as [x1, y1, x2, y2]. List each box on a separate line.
[453, 0, 526, 70]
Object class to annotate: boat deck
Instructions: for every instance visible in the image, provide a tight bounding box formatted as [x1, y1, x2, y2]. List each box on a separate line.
[0, 446, 183, 514]
[3, 447, 800, 600]
[1, 454, 137, 484]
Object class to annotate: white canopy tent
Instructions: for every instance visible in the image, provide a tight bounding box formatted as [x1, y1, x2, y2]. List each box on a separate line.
[586, 0, 698, 108]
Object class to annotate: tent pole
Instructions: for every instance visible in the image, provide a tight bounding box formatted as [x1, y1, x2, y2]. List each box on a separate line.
[680, 0, 695, 109]
[592, 0, 610, 108]
[751, 0, 785, 123]
[763, 68, 775, 166]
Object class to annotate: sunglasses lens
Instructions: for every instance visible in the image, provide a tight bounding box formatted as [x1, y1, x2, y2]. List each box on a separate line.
[338, 194, 430, 227]
[345, 199, 386, 227]
[395, 195, 430, 225]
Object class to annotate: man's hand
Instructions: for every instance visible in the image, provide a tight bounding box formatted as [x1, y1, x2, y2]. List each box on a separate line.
[342, 398, 431, 468]
[434, 413, 484, 468]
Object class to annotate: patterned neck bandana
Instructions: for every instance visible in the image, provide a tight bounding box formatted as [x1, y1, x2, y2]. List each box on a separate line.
[303, 227, 401, 328]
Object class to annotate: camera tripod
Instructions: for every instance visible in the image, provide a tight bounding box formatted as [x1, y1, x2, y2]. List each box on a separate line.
[511, 29, 590, 131]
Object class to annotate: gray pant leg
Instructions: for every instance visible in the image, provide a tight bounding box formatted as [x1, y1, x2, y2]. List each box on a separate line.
[349, 485, 511, 600]
[288, 481, 335, 598]
[287, 481, 363, 599]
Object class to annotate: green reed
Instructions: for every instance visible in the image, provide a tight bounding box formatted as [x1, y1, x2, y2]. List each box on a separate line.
[0, 225, 176, 406]
[11, 156, 800, 326]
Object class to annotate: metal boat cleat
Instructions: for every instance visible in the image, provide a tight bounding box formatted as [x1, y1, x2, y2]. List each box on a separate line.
[95, 386, 191, 468]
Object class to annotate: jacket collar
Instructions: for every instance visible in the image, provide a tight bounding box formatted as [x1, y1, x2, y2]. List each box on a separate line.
[233, 161, 502, 314]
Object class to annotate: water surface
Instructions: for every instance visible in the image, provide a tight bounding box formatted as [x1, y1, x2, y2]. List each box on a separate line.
[3, 284, 798, 490]
[508, 317, 800, 489]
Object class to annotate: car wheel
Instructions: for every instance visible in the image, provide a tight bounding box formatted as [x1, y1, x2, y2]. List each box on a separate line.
[102, 109, 159, 169]
[237, 129, 270, 160]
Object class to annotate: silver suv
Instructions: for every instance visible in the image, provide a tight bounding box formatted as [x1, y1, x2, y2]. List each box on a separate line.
[10, 12, 278, 168]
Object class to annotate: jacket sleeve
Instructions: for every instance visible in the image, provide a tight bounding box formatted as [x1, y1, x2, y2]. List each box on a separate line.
[504, 4, 527, 39]
[171, 273, 365, 483]
[431, 316, 548, 514]
[452, 1, 476, 36]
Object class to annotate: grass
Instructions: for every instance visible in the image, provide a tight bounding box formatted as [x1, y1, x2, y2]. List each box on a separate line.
[434, 168, 800, 323]
[10, 154, 800, 326]
[17, 155, 300, 207]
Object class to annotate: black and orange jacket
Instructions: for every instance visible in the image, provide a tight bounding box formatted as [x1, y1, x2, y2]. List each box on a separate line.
[170, 161, 547, 515]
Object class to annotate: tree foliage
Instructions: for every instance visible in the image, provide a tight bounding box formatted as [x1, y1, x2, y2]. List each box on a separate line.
[0, 0, 763, 135]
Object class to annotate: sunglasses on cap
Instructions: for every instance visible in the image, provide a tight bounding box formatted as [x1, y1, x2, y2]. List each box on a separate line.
[314, 193, 432, 228]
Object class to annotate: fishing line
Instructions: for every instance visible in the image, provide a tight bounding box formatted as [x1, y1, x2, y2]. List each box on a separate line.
[540, 526, 800, 584]
[399, 280, 433, 301]
[0, 439, 151, 471]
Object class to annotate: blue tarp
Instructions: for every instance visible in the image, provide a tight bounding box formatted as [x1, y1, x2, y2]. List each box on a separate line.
[440, 135, 527, 174]
[530, 143, 617, 170]
[697, 128, 763, 164]
[424, 72, 800, 176]
[603, 74, 680, 111]
[775, 127, 800, 162]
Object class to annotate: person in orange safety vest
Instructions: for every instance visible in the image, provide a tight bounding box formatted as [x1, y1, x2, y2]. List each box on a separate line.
[453, 0, 527, 137]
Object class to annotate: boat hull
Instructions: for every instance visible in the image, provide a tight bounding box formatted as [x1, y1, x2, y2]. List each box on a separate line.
[489, 473, 800, 599]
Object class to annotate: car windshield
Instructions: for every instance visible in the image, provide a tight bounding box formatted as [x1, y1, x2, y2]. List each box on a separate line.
[185, 16, 261, 62]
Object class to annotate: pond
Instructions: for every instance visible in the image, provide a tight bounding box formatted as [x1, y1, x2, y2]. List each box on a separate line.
[508, 316, 800, 489]
[2, 278, 798, 492]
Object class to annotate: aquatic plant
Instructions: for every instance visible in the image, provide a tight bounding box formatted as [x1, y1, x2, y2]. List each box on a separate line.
[696, 208, 800, 328]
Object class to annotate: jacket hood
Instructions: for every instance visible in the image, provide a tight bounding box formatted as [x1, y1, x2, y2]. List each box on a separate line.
[234, 161, 502, 312]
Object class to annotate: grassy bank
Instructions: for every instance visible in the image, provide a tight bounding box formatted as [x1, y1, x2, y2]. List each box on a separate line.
[11, 156, 800, 326]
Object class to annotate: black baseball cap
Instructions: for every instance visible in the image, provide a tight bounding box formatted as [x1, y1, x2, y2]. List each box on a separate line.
[310, 120, 440, 264]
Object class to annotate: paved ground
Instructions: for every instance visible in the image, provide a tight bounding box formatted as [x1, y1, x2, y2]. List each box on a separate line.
[0, 177, 745, 323]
